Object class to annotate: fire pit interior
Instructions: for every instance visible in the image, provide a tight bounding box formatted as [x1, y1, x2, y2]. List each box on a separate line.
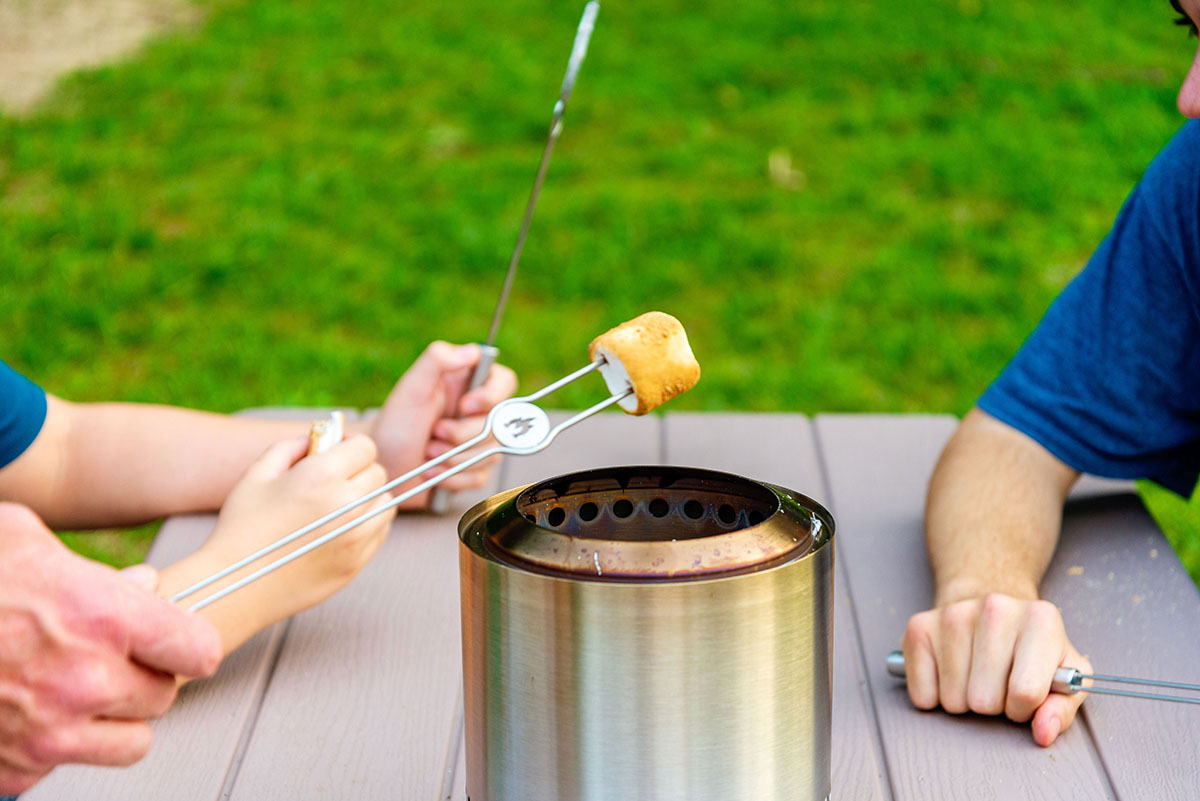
[469, 466, 828, 581]
[516, 467, 779, 541]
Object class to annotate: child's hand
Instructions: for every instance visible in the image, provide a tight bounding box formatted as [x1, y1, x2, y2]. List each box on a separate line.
[160, 435, 394, 655]
[367, 341, 518, 509]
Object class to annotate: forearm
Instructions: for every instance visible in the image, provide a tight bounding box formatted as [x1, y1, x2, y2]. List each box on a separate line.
[925, 407, 1079, 606]
[2, 396, 313, 528]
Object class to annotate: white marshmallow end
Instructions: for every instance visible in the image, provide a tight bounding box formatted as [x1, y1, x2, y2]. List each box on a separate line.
[307, 410, 345, 455]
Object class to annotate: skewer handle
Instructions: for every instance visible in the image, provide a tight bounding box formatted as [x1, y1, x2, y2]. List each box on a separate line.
[886, 650, 1078, 695]
[430, 344, 499, 514]
[469, 344, 500, 390]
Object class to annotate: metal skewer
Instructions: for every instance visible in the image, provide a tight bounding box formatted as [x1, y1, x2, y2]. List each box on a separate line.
[485, 0, 599, 351]
[172, 359, 628, 612]
[886, 650, 1200, 705]
[431, 1, 600, 513]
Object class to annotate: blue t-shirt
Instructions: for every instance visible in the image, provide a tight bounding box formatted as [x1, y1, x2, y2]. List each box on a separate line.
[979, 120, 1200, 496]
[0, 360, 48, 469]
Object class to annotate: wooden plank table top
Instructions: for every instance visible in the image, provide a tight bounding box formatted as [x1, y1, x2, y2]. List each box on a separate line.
[26, 412, 1200, 801]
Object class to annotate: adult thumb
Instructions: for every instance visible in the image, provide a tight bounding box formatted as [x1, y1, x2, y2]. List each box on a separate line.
[119, 563, 160, 592]
[1031, 687, 1085, 746]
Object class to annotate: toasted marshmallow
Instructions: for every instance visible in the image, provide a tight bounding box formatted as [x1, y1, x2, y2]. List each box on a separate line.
[588, 312, 700, 415]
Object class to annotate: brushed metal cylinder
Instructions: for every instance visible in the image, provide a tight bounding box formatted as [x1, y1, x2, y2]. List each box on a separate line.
[459, 466, 833, 801]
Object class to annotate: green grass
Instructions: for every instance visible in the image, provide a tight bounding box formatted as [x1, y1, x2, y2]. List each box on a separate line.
[1141, 480, 1200, 583]
[1, 0, 1198, 574]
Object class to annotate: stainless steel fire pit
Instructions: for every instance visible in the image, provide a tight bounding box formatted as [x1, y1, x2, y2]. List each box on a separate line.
[459, 466, 834, 801]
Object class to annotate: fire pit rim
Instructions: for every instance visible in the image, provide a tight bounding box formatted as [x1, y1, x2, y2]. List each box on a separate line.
[458, 464, 834, 583]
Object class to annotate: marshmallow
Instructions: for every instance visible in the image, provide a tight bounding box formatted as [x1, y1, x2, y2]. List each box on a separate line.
[307, 410, 345, 455]
[588, 312, 700, 415]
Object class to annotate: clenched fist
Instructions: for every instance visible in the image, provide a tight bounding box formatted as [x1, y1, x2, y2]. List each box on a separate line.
[0, 504, 221, 794]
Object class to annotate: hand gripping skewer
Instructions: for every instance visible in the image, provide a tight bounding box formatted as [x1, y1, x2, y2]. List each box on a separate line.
[170, 359, 629, 612]
[430, 0, 600, 513]
[886, 650, 1200, 705]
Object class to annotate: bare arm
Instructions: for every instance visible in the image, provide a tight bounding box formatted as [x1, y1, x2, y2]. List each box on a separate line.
[0, 396, 316, 529]
[0, 342, 518, 530]
[902, 407, 1093, 747]
[925, 407, 1077, 606]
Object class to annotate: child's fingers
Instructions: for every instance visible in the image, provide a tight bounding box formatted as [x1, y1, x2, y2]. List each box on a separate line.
[346, 462, 388, 497]
[393, 342, 479, 409]
[305, 434, 379, 479]
[459, 363, 518, 416]
[329, 491, 395, 560]
[419, 450, 502, 491]
[312, 464, 391, 534]
[423, 439, 502, 475]
[422, 466, 490, 493]
[364, 492, 398, 538]
[243, 437, 310, 481]
[426, 450, 503, 475]
[433, 416, 491, 446]
[423, 445, 502, 488]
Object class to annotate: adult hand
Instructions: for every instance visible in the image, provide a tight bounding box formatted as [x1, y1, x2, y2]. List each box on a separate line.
[0, 503, 221, 795]
[367, 341, 518, 508]
[901, 593, 1091, 746]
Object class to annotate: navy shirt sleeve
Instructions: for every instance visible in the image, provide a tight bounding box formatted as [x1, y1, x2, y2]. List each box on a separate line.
[0, 359, 48, 469]
[979, 120, 1200, 497]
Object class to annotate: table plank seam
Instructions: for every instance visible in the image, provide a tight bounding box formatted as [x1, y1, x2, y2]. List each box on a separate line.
[837, 559, 898, 801]
[437, 690, 464, 801]
[812, 418, 898, 801]
[217, 618, 295, 800]
[216, 409, 358, 799]
[1075, 710, 1121, 801]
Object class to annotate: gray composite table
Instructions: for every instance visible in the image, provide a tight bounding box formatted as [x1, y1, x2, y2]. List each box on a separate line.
[27, 412, 1200, 800]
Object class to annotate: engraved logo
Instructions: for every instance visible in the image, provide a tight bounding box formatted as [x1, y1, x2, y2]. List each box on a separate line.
[493, 401, 550, 449]
[505, 417, 536, 438]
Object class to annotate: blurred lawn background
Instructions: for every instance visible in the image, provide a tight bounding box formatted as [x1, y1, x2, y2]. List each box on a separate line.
[1, 0, 1198, 575]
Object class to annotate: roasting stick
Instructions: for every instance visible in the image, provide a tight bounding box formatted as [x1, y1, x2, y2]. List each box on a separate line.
[886, 650, 1200, 705]
[183, 388, 631, 612]
[172, 311, 700, 612]
[431, 0, 600, 513]
[170, 360, 624, 611]
[485, 0, 599, 354]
